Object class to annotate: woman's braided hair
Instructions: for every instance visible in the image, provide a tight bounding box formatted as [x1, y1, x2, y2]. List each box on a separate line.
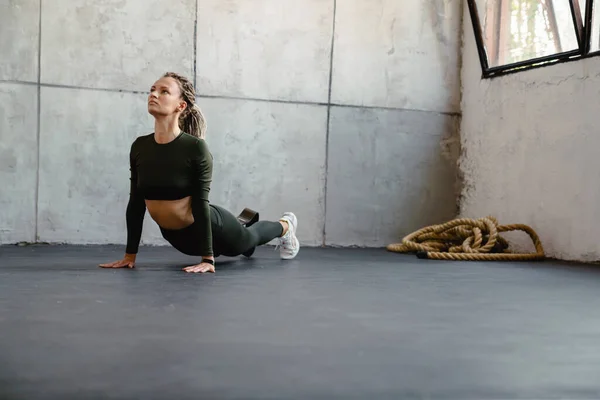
[163, 72, 206, 139]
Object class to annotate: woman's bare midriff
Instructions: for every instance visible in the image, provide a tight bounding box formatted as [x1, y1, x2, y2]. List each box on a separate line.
[145, 196, 195, 230]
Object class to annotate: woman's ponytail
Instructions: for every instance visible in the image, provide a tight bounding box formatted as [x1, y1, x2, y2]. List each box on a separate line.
[163, 72, 207, 139]
[180, 103, 207, 139]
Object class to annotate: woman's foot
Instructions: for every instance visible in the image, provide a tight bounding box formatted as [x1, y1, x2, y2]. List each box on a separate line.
[278, 212, 299, 259]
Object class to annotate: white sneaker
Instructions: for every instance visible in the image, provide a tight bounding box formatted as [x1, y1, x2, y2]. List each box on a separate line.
[278, 212, 300, 259]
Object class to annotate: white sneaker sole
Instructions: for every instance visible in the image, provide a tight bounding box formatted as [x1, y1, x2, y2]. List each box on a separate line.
[280, 213, 299, 260]
[281, 234, 300, 260]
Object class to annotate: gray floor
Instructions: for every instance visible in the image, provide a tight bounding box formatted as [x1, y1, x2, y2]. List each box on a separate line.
[1, 244, 600, 399]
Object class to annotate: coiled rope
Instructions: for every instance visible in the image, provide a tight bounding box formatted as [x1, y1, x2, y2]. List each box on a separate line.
[386, 216, 545, 261]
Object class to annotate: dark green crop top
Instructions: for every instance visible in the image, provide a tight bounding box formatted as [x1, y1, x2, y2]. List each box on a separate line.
[125, 132, 213, 255]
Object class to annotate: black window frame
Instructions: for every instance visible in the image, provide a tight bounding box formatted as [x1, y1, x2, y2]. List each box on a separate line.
[468, 0, 600, 78]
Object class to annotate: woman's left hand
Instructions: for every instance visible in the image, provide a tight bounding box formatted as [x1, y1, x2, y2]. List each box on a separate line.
[183, 262, 215, 273]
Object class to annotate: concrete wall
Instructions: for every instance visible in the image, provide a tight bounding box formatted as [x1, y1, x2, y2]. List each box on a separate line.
[460, 3, 600, 262]
[1, 0, 463, 249]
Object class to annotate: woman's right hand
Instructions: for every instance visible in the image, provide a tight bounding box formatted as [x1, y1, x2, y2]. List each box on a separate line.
[99, 254, 136, 269]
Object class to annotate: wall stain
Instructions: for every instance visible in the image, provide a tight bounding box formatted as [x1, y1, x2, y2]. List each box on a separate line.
[0, 150, 17, 172]
[427, 0, 450, 46]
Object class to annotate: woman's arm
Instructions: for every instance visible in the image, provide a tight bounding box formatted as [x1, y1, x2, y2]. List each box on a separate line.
[100, 140, 145, 269]
[190, 139, 214, 259]
[125, 139, 146, 256]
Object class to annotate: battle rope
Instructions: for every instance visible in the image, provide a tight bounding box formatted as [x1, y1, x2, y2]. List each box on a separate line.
[386, 216, 545, 261]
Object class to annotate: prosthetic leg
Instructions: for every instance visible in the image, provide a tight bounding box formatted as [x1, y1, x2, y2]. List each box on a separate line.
[237, 208, 259, 257]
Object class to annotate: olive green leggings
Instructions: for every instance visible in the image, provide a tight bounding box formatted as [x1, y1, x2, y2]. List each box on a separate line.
[160, 204, 283, 257]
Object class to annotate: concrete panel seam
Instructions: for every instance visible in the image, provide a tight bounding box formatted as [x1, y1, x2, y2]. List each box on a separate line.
[0, 80, 38, 86]
[199, 93, 329, 107]
[35, 0, 42, 241]
[0, 83, 462, 117]
[330, 103, 462, 117]
[193, 0, 198, 88]
[323, 0, 337, 246]
[34, 82, 150, 95]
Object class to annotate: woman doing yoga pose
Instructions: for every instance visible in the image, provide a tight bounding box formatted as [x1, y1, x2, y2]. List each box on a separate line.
[99, 72, 300, 273]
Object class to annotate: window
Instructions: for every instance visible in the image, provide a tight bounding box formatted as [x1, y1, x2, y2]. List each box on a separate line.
[590, 1, 600, 51]
[468, 0, 600, 77]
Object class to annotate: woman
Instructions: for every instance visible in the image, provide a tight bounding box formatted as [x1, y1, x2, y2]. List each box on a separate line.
[100, 72, 299, 273]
